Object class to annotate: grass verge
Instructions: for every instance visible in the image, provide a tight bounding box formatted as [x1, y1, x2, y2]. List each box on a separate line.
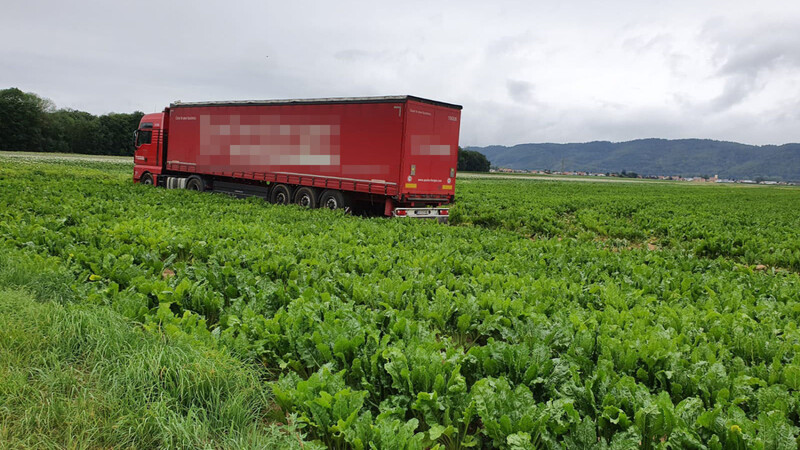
[0, 247, 313, 449]
[0, 288, 311, 449]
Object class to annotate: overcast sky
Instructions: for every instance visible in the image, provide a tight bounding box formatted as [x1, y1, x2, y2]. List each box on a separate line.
[2, 0, 799, 146]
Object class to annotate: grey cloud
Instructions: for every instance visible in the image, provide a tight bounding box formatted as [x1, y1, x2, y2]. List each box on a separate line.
[485, 33, 540, 59]
[334, 50, 388, 62]
[714, 28, 800, 75]
[334, 49, 424, 64]
[709, 74, 760, 112]
[703, 20, 800, 111]
[576, 108, 693, 142]
[667, 53, 690, 77]
[461, 99, 559, 145]
[621, 31, 690, 77]
[621, 33, 673, 54]
[506, 79, 536, 104]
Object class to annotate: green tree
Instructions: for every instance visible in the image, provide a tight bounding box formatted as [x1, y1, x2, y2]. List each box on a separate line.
[457, 147, 491, 172]
[51, 109, 100, 154]
[0, 88, 53, 151]
[97, 112, 144, 156]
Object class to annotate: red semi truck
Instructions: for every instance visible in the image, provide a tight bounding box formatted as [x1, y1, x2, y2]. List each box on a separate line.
[133, 95, 462, 218]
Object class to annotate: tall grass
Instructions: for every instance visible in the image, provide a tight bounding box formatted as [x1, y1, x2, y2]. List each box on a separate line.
[0, 288, 312, 449]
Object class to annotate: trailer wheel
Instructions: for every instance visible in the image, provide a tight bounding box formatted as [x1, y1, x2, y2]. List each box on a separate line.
[140, 173, 153, 185]
[186, 176, 204, 191]
[320, 190, 346, 210]
[270, 184, 292, 205]
[294, 187, 317, 208]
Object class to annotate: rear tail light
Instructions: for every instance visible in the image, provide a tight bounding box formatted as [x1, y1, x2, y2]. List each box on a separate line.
[440, 209, 449, 216]
[395, 209, 407, 216]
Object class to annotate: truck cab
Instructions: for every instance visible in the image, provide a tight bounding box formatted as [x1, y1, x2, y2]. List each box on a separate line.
[133, 112, 166, 184]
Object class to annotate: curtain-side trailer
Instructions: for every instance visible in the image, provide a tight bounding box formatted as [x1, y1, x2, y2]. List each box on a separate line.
[133, 95, 462, 219]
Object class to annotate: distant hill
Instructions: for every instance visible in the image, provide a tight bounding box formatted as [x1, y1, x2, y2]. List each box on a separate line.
[468, 139, 800, 181]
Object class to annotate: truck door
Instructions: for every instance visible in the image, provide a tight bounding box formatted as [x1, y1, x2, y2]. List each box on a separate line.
[134, 122, 158, 167]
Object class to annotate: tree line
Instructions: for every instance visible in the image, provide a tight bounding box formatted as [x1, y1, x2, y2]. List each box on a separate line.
[0, 88, 143, 156]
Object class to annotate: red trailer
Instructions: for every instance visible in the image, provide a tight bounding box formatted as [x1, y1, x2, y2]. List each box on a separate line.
[133, 96, 462, 219]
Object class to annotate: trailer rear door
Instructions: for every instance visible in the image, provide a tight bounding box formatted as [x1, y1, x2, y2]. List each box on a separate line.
[400, 100, 461, 199]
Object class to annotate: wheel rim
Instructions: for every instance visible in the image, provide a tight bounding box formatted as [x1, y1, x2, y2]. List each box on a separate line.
[325, 197, 339, 209]
[142, 176, 152, 185]
[276, 192, 287, 204]
[299, 194, 312, 207]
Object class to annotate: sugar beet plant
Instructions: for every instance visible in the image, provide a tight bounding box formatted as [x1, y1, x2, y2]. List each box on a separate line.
[1, 158, 800, 448]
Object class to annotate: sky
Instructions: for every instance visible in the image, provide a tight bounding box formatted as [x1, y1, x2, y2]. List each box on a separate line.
[2, 0, 799, 146]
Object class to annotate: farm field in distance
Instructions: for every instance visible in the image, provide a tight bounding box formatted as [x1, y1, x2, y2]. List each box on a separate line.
[1, 156, 800, 448]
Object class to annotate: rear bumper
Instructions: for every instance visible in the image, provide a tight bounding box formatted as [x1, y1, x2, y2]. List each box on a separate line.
[392, 207, 449, 219]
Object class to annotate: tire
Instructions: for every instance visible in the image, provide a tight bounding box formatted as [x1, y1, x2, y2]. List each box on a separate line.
[186, 176, 204, 191]
[319, 190, 347, 210]
[140, 173, 153, 185]
[270, 184, 292, 205]
[293, 187, 317, 208]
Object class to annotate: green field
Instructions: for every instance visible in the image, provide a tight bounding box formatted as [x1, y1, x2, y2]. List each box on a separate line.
[1, 158, 799, 449]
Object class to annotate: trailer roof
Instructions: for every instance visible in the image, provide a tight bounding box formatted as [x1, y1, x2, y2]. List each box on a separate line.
[170, 95, 462, 110]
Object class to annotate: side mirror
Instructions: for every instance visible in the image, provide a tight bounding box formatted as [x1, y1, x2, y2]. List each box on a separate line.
[133, 130, 140, 148]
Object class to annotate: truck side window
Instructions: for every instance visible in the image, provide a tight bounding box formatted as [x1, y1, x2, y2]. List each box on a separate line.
[136, 130, 152, 146]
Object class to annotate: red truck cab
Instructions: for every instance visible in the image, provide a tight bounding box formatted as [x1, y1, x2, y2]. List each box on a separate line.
[132, 112, 167, 185]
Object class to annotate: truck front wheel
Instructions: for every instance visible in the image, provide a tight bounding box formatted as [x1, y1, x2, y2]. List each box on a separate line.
[270, 184, 292, 205]
[140, 173, 153, 185]
[186, 176, 205, 191]
[294, 187, 317, 208]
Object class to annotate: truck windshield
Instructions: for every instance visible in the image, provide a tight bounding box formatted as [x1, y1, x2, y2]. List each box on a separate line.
[136, 130, 152, 147]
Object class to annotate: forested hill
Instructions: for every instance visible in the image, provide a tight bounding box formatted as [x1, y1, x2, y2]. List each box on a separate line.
[469, 139, 800, 181]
